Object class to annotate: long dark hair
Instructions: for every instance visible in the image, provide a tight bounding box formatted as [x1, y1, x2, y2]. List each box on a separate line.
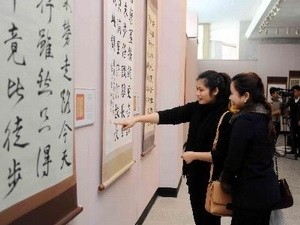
[232, 72, 275, 140]
[197, 70, 231, 107]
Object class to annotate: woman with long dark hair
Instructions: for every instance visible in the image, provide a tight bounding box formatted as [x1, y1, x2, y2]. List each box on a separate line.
[220, 72, 280, 225]
[116, 70, 232, 225]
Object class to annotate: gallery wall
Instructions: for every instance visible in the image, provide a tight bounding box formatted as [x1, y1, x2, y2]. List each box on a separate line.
[70, 0, 186, 225]
[183, 44, 300, 105]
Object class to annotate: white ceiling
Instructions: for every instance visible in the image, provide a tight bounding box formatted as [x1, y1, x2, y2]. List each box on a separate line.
[187, 0, 300, 39]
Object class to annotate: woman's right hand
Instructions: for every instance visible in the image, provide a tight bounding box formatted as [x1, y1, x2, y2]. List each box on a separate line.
[114, 117, 137, 131]
[181, 151, 196, 164]
[115, 113, 159, 130]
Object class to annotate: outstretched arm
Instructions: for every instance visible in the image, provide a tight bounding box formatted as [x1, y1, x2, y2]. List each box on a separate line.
[181, 151, 212, 164]
[115, 113, 159, 130]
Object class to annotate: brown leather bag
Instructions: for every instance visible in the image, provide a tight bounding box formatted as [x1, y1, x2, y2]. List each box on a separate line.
[205, 180, 232, 216]
[204, 111, 233, 217]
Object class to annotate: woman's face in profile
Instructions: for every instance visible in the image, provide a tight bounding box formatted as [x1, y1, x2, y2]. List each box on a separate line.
[229, 82, 247, 110]
[195, 78, 217, 105]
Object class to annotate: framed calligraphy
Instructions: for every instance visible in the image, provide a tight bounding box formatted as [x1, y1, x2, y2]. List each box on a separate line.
[0, 1, 82, 224]
[99, 0, 135, 191]
[142, 0, 157, 156]
[289, 71, 300, 88]
[75, 88, 95, 128]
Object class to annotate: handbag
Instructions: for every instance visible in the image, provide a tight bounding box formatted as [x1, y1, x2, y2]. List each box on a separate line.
[205, 111, 233, 217]
[205, 180, 232, 217]
[272, 153, 293, 210]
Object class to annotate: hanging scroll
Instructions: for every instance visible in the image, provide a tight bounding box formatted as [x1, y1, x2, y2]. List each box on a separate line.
[142, 0, 157, 156]
[0, 1, 82, 224]
[100, 0, 135, 190]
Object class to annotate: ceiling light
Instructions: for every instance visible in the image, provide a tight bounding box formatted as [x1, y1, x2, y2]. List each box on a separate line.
[274, 3, 280, 12]
[257, 0, 285, 35]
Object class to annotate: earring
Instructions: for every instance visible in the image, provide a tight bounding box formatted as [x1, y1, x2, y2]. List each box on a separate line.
[244, 100, 247, 103]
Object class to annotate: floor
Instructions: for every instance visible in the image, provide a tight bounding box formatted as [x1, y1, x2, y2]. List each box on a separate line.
[143, 134, 300, 225]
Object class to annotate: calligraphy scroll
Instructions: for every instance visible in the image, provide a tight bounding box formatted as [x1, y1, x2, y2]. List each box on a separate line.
[0, 1, 82, 224]
[100, 0, 135, 190]
[142, 0, 157, 156]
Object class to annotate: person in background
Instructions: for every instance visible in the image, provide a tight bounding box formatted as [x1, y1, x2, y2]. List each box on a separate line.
[269, 87, 282, 143]
[116, 70, 232, 225]
[287, 85, 300, 156]
[220, 72, 280, 225]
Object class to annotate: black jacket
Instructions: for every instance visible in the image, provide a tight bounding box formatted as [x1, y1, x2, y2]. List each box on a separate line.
[158, 101, 232, 179]
[221, 109, 280, 209]
[288, 97, 300, 128]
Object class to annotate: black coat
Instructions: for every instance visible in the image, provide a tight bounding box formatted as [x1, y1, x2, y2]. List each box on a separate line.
[158, 100, 232, 224]
[288, 98, 300, 129]
[158, 101, 232, 179]
[221, 112, 280, 209]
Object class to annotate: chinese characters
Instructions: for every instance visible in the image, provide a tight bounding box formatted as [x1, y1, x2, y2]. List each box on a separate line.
[144, 1, 157, 131]
[0, 1, 74, 211]
[106, 0, 134, 150]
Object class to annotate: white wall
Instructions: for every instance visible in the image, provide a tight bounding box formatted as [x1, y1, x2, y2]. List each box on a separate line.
[186, 11, 198, 38]
[185, 38, 198, 103]
[196, 44, 300, 96]
[184, 37, 198, 143]
[197, 59, 258, 77]
[239, 21, 259, 60]
[69, 0, 187, 225]
[156, 0, 186, 188]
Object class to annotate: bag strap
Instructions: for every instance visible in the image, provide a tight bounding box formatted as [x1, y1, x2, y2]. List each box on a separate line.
[212, 111, 229, 151]
[209, 111, 229, 182]
[274, 151, 279, 179]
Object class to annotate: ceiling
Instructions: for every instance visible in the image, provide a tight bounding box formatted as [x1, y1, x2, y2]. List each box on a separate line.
[187, 0, 300, 39]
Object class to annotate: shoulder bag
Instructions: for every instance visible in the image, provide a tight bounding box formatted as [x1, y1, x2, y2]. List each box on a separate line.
[272, 152, 293, 210]
[205, 111, 233, 217]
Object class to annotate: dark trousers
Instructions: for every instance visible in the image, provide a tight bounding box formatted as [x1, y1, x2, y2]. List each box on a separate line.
[273, 122, 280, 143]
[231, 208, 271, 225]
[186, 174, 220, 225]
[290, 124, 300, 153]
